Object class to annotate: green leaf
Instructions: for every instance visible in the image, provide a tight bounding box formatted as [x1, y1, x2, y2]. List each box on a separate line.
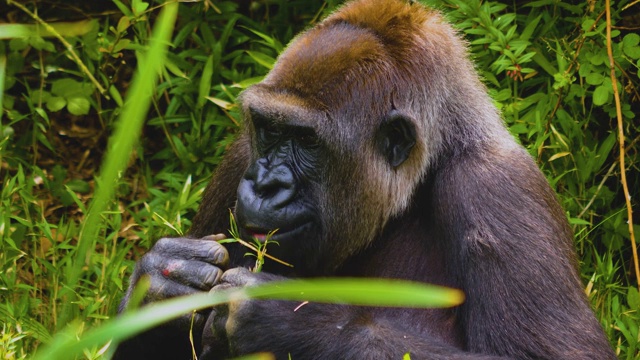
[206, 96, 235, 110]
[8, 37, 28, 51]
[231, 76, 265, 89]
[589, 52, 606, 66]
[172, 135, 189, 160]
[594, 132, 616, 171]
[531, 50, 557, 76]
[0, 23, 33, 39]
[111, 0, 133, 18]
[198, 54, 215, 108]
[622, 33, 640, 59]
[0, 20, 97, 39]
[520, 14, 542, 42]
[582, 18, 596, 32]
[46, 96, 67, 112]
[132, 0, 149, 16]
[31, 89, 51, 103]
[51, 78, 82, 97]
[109, 85, 124, 107]
[628, 287, 640, 310]
[585, 72, 604, 85]
[112, 38, 131, 53]
[593, 85, 610, 106]
[246, 51, 275, 70]
[66, 179, 91, 194]
[568, 217, 592, 225]
[116, 16, 131, 34]
[555, 41, 567, 71]
[523, 0, 553, 7]
[66, 97, 90, 115]
[30, 36, 55, 52]
[241, 26, 284, 53]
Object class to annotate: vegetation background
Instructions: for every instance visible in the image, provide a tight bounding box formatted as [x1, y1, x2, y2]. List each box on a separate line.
[0, 0, 638, 358]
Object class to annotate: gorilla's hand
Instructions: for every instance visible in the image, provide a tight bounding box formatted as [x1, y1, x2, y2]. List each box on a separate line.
[121, 235, 229, 325]
[200, 268, 285, 359]
[114, 235, 230, 359]
[126, 235, 229, 302]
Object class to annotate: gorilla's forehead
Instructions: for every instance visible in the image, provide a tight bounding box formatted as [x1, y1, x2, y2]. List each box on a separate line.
[240, 88, 326, 129]
[260, 23, 390, 110]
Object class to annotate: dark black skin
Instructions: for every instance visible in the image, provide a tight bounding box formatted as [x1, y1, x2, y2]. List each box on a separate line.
[115, 0, 615, 359]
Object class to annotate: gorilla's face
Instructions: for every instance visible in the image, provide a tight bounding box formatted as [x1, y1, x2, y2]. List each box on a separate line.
[234, 106, 326, 274]
[233, 99, 417, 276]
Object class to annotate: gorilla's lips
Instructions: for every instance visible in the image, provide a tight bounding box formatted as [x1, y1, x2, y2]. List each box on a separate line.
[240, 224, 281, 244]
[247, 230, 268, 242]
[240, 222, 315, 245]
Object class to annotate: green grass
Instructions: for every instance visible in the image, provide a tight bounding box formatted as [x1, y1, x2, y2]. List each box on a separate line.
[0, 0, 638, 359]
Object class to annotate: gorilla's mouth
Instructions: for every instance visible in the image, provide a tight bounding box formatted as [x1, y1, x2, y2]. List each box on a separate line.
[240, 222, 315, 245]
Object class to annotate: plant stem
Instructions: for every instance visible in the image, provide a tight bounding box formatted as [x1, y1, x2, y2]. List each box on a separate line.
[605, 0, 640, 290]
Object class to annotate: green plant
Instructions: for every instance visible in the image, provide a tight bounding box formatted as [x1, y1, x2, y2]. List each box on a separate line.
[223, 211, 292, 272]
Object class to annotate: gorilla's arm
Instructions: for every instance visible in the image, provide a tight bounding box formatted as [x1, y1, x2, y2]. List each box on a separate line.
[433, 144, 615, 359]
[200, 268, 506, 360]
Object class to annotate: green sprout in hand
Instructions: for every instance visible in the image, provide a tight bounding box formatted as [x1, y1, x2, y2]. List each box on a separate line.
[219, 211, 293, 272]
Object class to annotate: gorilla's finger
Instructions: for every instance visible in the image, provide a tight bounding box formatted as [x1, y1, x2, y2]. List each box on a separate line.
[201, 306, 231, 360]
[160, 259, 224, 290]
[202, 233, 226, 241]
[152, 237, 229, 266]
[209, 281, 235, 293]
[220, 267, 258, 287]
[147, 275, 200, 301]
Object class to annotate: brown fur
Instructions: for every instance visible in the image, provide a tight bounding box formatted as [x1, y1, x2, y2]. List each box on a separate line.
[185, 0, 615, 358]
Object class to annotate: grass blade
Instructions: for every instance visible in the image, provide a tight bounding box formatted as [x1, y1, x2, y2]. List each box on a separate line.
[57, 2, 179, 328]
[33, 278, 462, 359]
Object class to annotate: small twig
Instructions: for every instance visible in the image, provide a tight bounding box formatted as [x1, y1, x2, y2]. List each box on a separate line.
[578, 162, 617, 219]
[578, 136, 640, 219]
[612, 26, 640, 30]
[232, 237, 294, 268]
[605, 0, 640, 289]
[189, 311, 198, 360]
[7, 0, 109, 98]
[293, 301, 309, 312]
[622, 0, 640, 11]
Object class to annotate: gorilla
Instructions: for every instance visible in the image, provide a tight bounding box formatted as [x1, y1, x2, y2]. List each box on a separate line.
[115, 0, 615, 359]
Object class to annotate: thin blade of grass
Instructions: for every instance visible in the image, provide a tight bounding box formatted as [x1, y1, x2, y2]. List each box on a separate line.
[57, 2, 179, 328]
[32, 278, 462, 359]
[243, 278, 465, 307]
[0, 20, 97, 39]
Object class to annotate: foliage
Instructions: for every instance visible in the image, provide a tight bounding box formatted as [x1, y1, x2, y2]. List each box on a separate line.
[0, 0, 638, 358]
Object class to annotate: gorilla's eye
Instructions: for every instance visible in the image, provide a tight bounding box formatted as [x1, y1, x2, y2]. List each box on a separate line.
[257, 124, 283, 147]
[295, 130, 320, 148]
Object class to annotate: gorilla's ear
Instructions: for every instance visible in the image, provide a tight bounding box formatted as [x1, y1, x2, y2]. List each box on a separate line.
[375, 112, 416, 168]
